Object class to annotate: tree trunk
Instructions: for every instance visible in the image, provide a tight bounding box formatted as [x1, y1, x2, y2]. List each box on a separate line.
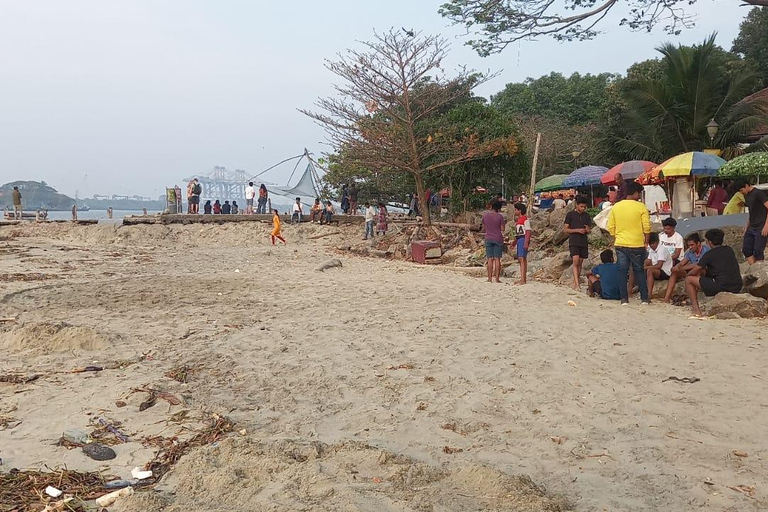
[413, 172, 431, 226]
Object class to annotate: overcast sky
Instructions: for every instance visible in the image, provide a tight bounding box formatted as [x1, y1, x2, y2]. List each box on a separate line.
[0, 1, 748, 198]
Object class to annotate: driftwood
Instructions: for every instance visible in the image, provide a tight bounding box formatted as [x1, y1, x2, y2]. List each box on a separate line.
[308, 231, 341, 240]
[394, 221, 480, 230]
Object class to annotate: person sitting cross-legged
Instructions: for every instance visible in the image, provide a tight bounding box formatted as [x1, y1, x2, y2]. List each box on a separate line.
[586, 249, 623, 300]
[645, 232, 673, 302]
[685, 228, 744, 317]
[663, 232, 709, 303]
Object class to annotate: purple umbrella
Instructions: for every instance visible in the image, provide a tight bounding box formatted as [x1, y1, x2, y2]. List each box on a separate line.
[562, 166, 610, 188]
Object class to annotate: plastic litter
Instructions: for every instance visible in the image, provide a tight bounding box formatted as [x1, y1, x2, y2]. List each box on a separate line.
[131, 467, 153, 480]
[45, 486, 63, 498]
[95, 486, 134, 507]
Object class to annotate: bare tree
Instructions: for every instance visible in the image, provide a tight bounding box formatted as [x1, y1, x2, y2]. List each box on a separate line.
[301, 29, 506, 225]
[440, 0, 768, 56]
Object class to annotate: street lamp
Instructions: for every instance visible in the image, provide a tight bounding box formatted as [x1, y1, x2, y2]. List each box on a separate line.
[571, 150, 582, 170]
[706, 118, 719, 146]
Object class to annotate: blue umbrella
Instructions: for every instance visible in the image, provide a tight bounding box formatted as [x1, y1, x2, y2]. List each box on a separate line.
[562, 165, 610, 188]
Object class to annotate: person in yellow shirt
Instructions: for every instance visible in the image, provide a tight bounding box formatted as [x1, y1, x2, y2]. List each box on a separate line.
[723, 191, 745, 215]
[607, 181, 651, 305]
[271, 209, 286, 245]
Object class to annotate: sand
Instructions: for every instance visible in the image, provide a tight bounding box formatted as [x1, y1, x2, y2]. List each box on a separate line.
[0, 221, 766, 511]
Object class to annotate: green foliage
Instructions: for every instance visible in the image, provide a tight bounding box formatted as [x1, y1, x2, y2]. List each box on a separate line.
[492, 72, 617, 125]
[732, 7, 768, 85]
[603, 34, 768, 162]
[586, 207, 601, 219]
[718, 152, 768, 177]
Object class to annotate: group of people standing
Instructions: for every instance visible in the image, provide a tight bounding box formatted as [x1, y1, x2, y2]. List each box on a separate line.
[481, 177, 760, 317]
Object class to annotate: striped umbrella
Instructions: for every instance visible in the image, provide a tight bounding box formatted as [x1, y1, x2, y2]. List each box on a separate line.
[534, 174, 570, 192]
[601, 161, 657, 185]
[562, 165, 610, 188]
[658, 151, 726, 177]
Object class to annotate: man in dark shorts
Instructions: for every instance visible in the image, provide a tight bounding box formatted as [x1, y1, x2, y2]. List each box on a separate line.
[564, 195, 592, 290]
[481, 200, 506, 283]
[735, 178, 768, 264]
[188, 178, 201, 214]
[685, 228, 743, 317]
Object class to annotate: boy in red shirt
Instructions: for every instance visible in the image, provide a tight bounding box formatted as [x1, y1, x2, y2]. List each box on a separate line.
[513, 203, 532, 284]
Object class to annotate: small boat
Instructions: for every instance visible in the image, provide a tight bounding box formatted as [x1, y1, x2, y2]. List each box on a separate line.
[3, 209, 48, 220]
[77, 205, 90, 212]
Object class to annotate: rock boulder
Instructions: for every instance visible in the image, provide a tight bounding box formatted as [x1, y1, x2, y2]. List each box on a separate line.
[742, 261, 768, 299]
[703, 292, 768, 319]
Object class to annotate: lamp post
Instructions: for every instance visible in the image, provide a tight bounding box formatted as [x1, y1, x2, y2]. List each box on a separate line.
[706, 118, 719, 147]
[571, 150, 582, 170]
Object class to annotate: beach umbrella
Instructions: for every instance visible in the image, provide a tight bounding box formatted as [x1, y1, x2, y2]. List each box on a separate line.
[601, 161, 657, 185]
[718, 152, 768, 178]
[562, 165, 610, 188]
[656, 151, 726, 178]
[534, 174, 570, 192]
[636, 165, 664, 185]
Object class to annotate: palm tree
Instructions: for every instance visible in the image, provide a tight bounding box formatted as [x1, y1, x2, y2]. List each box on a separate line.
[608, 34, 768, 161]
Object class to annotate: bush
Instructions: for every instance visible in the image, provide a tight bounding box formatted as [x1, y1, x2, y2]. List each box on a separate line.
[587, 207, 601, 218]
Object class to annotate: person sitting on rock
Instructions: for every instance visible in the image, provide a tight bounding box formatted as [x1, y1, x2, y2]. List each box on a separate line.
[645, 232, 672, 302]
[664, 233, 709, 303]
[587, 249, 622, 300]
[685, 228, 743, 317]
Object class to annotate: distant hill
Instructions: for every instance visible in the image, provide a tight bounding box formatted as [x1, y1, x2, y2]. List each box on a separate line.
[0, 180, 75, 211]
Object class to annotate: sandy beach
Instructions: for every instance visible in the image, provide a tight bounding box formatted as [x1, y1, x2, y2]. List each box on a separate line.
[1, 221, 766, 511]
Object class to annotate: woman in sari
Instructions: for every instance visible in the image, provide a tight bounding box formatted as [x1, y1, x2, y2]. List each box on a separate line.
[376, 202, 388, 236]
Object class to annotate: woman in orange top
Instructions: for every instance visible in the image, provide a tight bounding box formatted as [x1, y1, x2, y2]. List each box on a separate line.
[271, 209, 286, 245]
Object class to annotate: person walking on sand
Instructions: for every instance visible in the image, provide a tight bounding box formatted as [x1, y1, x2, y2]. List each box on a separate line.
[363, 202, 376, 240]
[376, 202, 388, 235]
[245, 182, 256, 214]
[482, 200, 506, 283]
[607, 181, 651, 305]
[513, 203, 532, 284]
[12, 186, 22, 220]
[271, 209, 286, 245]
[735, 178, 768, 264]
[564, 195, 592, 290]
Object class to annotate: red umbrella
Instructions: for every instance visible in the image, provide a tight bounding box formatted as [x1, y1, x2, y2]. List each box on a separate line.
[601, 160, 657, 186]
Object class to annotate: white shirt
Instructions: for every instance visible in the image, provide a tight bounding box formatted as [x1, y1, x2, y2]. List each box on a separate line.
[648, 245, 673, 275]
[553, 199, 567, 209]
[245, 186, 255, 200]
[364, 206, 376, 222]
[293, 203, 302, 213]
[658, 232, 684, 260]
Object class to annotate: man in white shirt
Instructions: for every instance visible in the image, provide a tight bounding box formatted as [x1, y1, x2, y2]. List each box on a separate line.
[245, 182, 256, 214]
[363, 202, 376, 239]
[645, 232, 673, 301]
[552, 194, 567, 210]
[292, 197, 303, 224]
[658, 217, 684, 262]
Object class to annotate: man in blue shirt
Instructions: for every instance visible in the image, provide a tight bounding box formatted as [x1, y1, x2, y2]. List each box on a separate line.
[663, 232, 710, 303]
[587, 250, 623, 300]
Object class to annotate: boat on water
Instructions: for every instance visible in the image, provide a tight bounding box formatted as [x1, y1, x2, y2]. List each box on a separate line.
[77, 204, 90, 211]
[3, 209, 48, 220]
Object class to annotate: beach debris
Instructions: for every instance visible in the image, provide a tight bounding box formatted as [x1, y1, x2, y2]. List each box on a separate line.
[95, 486, 134, 507]
[234, 268, 240, 273]
[732, 450, 749, 458]
[94, 417, 129, 443]
[139, 391, 157, 411]
[1, 468, 110, 508]
[0, 415, 21, 431]
[238, 428, 247, 436]
[567, 300, 577, 307]
[443, 446, 463, 454]
[62, 428, 89, 445]
[82, 443, 117, 461]
[45, 485, 63, 498]
[662, 376, 700, 384]
[386, 363, 415, 370]
[0, 316, 18, 323]
[315, 258, 343, 272]
[416, 402, 428, 411]
[727, 484, 755, 498]
[70, 365, 103, 373]
[550, 436, 564, 445]
[115, 400, 127, 408]
[0, 371, 41, 384]
[166, 365, 196, 383]
[131, 467, 153, 480]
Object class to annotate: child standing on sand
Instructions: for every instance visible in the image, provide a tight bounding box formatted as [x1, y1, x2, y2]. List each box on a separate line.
[513, 203, 532, 284]
[271, 209, 286, 245]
